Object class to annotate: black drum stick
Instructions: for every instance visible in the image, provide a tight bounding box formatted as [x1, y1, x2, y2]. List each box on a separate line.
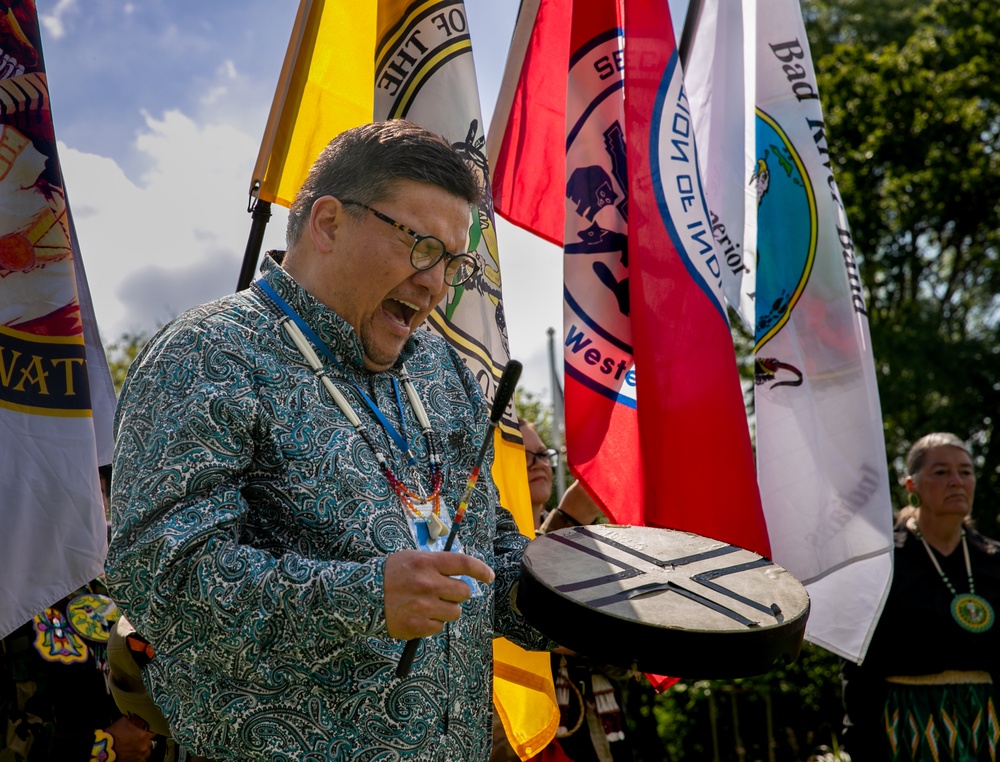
[396, 360, 523, 678]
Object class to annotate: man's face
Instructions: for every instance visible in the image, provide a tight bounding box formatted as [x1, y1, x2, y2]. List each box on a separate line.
[318, 179, 471, 371]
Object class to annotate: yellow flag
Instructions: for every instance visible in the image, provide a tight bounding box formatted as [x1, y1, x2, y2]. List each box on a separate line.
[251, 0, 376, 206]
[252, 2, 559, 757]
[490, 435, 560, 758]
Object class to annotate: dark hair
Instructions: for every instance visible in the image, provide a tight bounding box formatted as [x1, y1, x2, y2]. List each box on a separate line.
[98, 464, 112, 497]
[285, 120, 483, 246]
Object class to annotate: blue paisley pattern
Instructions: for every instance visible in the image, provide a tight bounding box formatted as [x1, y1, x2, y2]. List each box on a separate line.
[105, 256, 549, 761]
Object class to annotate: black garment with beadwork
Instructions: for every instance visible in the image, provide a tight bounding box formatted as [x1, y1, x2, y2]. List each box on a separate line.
[0, 580, 167, 761]
[841, 525, 1000, 760]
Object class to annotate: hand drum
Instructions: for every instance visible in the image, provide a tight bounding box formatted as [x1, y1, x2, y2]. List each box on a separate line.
[517, 525, 810, 678]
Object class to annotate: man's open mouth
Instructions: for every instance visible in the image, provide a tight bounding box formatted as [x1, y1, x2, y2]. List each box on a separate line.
[384, 298, 419, 327]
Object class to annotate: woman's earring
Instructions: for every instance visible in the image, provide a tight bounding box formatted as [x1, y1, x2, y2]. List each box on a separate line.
[908, 492, 920, 508]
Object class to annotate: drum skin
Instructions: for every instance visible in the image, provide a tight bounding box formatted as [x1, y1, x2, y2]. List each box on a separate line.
[517, 525, 810, 679]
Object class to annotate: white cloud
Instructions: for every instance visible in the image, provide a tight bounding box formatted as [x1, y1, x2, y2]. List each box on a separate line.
[38, 0, 77, 40]
[199, 86, 228, 107]
[59, 115, 560, 395]
[60, 109, 288, 344]
[198, 61, 240, 106]
[49, 0, 562, 396]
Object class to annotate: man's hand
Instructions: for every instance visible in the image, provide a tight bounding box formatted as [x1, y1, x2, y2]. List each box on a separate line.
[105, 716, 156, 761]
[384, 550, 495, 639]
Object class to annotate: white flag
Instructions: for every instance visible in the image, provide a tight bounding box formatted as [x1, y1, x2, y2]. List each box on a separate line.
[685, 0, 895, 662]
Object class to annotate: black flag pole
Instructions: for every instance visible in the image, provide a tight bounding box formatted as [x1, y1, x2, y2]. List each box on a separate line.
[678, 0, 705, 71]
[238, 191, 272, 291]
[547, 327, 566, 502]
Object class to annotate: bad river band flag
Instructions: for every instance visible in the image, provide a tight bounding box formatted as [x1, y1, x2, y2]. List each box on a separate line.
[250, 1, 558, 756]
[489, 0, 769, 555]
[684, 0, 893, 661]
[0, 1, 116, 638]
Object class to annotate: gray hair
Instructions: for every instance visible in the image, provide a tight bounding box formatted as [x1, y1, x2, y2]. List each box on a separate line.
[285, 120, 483, 246]
[905, 432, 971, 477]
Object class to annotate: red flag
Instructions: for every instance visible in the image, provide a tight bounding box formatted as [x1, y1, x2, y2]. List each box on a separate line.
[488, 0, 569, 247]
[623, 0, 767, 552]
[490, 0, 768, 556]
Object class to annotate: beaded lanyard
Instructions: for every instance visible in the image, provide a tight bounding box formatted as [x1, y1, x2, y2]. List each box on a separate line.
[910, 518, 995, 633]
[256, 279, 450, 539]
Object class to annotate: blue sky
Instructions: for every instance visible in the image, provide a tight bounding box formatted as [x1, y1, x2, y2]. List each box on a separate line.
[35, 0, 687, 395]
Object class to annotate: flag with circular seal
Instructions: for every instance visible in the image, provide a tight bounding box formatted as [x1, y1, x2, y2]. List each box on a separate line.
[684, 0, 894, 662]
[491, 0, 769, 556]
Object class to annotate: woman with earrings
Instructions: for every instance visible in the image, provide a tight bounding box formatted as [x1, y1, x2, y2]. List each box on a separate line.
[841, 433, 1000, 761]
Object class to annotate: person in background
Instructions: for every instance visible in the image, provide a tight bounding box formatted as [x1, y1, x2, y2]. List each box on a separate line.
[0, 468, 159, 761]
[538, 480, 605, 535]
[841, 432, 1000, 761]
[105, 120, 552, 762]
[490, 420, 561, 762]
[520, 418, 559, 531]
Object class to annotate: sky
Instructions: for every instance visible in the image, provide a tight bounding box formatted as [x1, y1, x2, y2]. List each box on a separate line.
[35, 0, 688, 397]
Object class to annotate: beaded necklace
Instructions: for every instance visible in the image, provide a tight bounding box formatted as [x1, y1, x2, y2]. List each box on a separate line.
[256, 279, 450, 539]
[909, 518, 994, 634]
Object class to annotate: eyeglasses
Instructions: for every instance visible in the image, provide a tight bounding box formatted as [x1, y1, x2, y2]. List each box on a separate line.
[526, 448, 559, 468]
[340, 199, 480, 287]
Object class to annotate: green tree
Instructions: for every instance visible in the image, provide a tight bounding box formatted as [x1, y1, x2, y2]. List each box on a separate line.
[104, 332, 151, 395]
[806, 0, 1000, 530]
[802, 0, 918, 61]
[515, 388, 554, 443]
[623, 643, 845, 762]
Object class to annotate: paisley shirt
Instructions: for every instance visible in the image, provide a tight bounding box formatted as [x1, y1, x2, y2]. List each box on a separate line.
[105, 256, 549, 761]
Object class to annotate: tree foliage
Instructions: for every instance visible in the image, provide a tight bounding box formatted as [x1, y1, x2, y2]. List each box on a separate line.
[624, 644, 845, 762]
[104, 331, 151, 395]
[807, 0, 1000, 531]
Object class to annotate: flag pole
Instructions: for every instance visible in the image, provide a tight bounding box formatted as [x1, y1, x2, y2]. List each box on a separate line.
[238, 194, 272, 291]
[678, 0, 705, 70]
[486, 0, 541, 169]
[547, 327, 566, 501]
[236, 0, 315, 292]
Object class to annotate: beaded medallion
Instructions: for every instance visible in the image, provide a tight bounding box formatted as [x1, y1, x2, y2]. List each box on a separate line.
[951, 593, 995, 633]
[910, 518, 994, 634]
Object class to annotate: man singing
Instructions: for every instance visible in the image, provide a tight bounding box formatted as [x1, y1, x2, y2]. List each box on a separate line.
[106, 120, 550, 761]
